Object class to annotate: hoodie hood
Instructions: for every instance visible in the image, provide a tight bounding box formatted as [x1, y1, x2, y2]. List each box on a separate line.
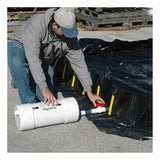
[44, 8, 57, 29]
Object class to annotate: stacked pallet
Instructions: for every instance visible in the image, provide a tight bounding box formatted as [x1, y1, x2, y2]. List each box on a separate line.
[7, 7, 50, 32]
[75, 7, 152, 30]
[7, 7, 152, 32]
[7, 7, 50, 21]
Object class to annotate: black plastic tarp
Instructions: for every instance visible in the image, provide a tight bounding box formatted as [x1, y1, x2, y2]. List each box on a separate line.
[53, 38, 152, 140]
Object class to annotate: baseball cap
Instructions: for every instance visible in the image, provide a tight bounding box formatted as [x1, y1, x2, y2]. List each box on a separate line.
[54, 8, 78, 38]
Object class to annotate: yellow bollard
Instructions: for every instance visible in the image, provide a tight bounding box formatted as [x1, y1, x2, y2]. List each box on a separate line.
[71, 73, 76, 87]
[108, 95, 115, 116]
[96, 85, 100, 96]
[53, 59, 58, 70]
[82, 90, 85, 96]
[62, 63, 67, 79]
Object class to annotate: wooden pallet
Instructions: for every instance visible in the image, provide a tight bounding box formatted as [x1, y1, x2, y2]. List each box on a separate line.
[7, 8, 50, 32]
[7, 7, 50, 21]
[75, 7, 152, 30]
[7, 7, 152, 32]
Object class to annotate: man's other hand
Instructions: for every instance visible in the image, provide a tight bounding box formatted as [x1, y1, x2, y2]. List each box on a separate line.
[87, 90, 105, 107]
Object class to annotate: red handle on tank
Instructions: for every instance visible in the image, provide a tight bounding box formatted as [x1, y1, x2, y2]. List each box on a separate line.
[95, 103, 105, 108]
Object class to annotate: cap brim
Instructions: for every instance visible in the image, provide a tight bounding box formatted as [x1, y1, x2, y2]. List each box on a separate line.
[61, 25, 78, 38]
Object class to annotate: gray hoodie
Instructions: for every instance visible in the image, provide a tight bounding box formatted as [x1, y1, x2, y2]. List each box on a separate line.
[8, 8, 92, 92]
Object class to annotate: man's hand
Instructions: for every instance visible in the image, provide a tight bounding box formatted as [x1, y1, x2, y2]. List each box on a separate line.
[87, 90, 105, 107]
[42, 87, 58, 106]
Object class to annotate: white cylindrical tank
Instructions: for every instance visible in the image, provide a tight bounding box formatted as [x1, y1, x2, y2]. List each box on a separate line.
[14, 97, 80, 131]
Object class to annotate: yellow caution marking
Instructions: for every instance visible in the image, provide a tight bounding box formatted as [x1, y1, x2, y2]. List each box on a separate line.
[71, 73, 76, 87]
[96, 85, 100, 96]
[82, 90, 85, 95]
[53, 59, 58, 70]
[108, 95, 115, 116]
[62, 64, 67, 79]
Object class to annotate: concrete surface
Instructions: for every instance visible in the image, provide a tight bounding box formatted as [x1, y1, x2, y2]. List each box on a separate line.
[78, 27, 152, 42]
[7, 27, 152, 152]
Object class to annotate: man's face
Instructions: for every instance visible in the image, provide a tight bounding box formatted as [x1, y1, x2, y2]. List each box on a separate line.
[52, 22, 64, 37]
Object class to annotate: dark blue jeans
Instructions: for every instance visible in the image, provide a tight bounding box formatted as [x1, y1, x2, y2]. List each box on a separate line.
[8, 41, 55, 104]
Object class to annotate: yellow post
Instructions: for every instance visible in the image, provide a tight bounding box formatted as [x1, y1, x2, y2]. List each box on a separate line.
[108, 95, 115, 116]
[82, 90, 85, 95]
[53, 59, 58, 70]
[62, 63, 67, 79]
[71, 73, 76, 87]
[96, 85, 100, 96]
